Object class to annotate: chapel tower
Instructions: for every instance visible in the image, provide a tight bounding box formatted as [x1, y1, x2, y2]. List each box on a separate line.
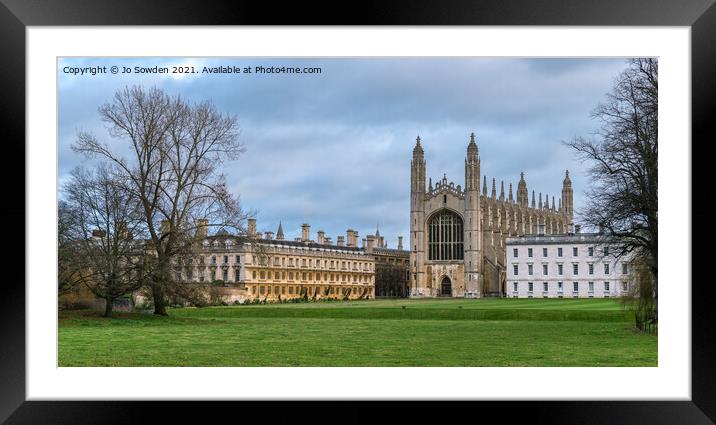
[409, 136, 427, 293]
[463, 132, 482, 295]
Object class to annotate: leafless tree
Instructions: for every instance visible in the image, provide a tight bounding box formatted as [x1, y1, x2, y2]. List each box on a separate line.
[61, 165, 153, 317]
[72, 86, 249, 315]
[58, 200, 85, 296]
[564, 58, 658, 331]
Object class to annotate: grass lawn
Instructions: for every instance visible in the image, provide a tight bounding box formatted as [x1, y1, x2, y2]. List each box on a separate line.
[58, 298, 657, 367]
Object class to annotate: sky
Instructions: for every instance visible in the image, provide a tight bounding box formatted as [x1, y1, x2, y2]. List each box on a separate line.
[58, 57, 630, 247]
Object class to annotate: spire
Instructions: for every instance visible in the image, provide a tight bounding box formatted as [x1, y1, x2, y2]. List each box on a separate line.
[508, 183, 514, 202]
[467, 132, 478, 158]
[552, 195, 556, 211]
[483, 176, 488, 196]
[562, 169, 574, 218]
[531, 190, 536, 208]
[413, 135, 424, 156]
[491, 178, 497, 198]
[517, 171, 529, 208]
[376, 223, 380, 237]
[411, 135, 426, 196]
[538, 192, 543, 209]
[499, 181, 505, 201]
[276, 221, 284, 240]
[558, 197, 562, 211]
[428, 177, 433, 191]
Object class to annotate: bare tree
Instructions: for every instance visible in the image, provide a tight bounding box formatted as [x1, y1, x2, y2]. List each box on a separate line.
[58, 200, 85, 296]
[565, 58, 658, 331]
[72, 86, 249, 315]
[61, 165, 153, 317]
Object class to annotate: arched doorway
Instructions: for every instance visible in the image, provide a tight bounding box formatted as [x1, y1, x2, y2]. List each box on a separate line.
[440, 276, 452, 296]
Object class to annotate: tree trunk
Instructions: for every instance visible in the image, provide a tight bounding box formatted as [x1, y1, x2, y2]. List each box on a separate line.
[152, 282, 168, 315]
[104, 298, 114, 318]
[150, 259, 170, 315]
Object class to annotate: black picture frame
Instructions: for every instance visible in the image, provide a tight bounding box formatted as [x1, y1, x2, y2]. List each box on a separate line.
[2, 0, 713, 423]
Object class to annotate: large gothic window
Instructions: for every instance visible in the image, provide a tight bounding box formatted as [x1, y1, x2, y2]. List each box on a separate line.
[428, 210, 464, 261]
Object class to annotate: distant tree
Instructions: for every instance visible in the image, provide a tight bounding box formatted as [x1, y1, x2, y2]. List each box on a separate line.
[58, 200, 84, 296]
[72, 86, 249, 315]
[61, 165, 153, 317]
[565, 58, 658, 332]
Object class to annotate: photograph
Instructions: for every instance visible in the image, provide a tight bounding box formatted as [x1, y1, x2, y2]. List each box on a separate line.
[57, 56, 658, 367]
[2, 0, 710, 420]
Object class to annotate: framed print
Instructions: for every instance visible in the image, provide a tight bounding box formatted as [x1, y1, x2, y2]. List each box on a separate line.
[3, 0, 715, 423]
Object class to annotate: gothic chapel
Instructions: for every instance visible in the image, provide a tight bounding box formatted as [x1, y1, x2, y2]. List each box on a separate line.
[409, 133, 574, 297]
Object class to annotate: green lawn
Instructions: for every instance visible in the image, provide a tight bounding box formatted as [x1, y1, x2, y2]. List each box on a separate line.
[58, 298, 657, 367]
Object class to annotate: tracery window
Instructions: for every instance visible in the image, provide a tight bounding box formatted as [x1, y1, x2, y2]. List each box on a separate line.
[428, 210, 464, 261]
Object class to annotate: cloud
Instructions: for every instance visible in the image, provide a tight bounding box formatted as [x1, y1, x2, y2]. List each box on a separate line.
[58, 57, 631, 244]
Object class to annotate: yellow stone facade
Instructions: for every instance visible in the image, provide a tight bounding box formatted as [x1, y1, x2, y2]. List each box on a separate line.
[242, 238, 375, 300]
[174, 221, 375, 302]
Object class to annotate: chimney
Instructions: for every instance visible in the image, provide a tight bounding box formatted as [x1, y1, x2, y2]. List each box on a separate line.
[337, 235, 345, 247]
[346, 229, 358, 247]
[247, 218, 256, 237]
[196, 219, 209, 239]
[362, 238, 366, 249]
[294, 237, 302, 241]
[317, 230, 326, 244]
[366, 235, 376, 253]
[301, 223, 310, 242]
[575, 224, 581, 234]
[265, 231, 274, 240]
[398, 236, 404, 250]
[256, 231, 264, 239]
[160, 220, 171, 236]
[325, 237, 333, 245]
[568, 222, 575, 235]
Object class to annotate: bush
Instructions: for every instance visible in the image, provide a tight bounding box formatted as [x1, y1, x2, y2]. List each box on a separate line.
[133, 299, 154, 311]
[58, 286, 99, 310]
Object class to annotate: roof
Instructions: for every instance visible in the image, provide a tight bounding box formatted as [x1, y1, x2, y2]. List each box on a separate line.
[205, 233, 368, 254]
[372, 247, 410, 257]
[506, 232, 612, 246]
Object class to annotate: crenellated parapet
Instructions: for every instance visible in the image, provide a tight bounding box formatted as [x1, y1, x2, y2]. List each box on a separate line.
[425, 174, 465, 200]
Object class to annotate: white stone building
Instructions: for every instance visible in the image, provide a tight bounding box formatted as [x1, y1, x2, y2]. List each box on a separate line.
[505, 227, 633, 298]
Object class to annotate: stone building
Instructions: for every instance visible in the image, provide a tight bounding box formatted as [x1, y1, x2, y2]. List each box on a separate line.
[409, 133, 574, 298]
[505, 227, 634, 298]
[172, 219, 376, 302]
[362, 227, 410, 297]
